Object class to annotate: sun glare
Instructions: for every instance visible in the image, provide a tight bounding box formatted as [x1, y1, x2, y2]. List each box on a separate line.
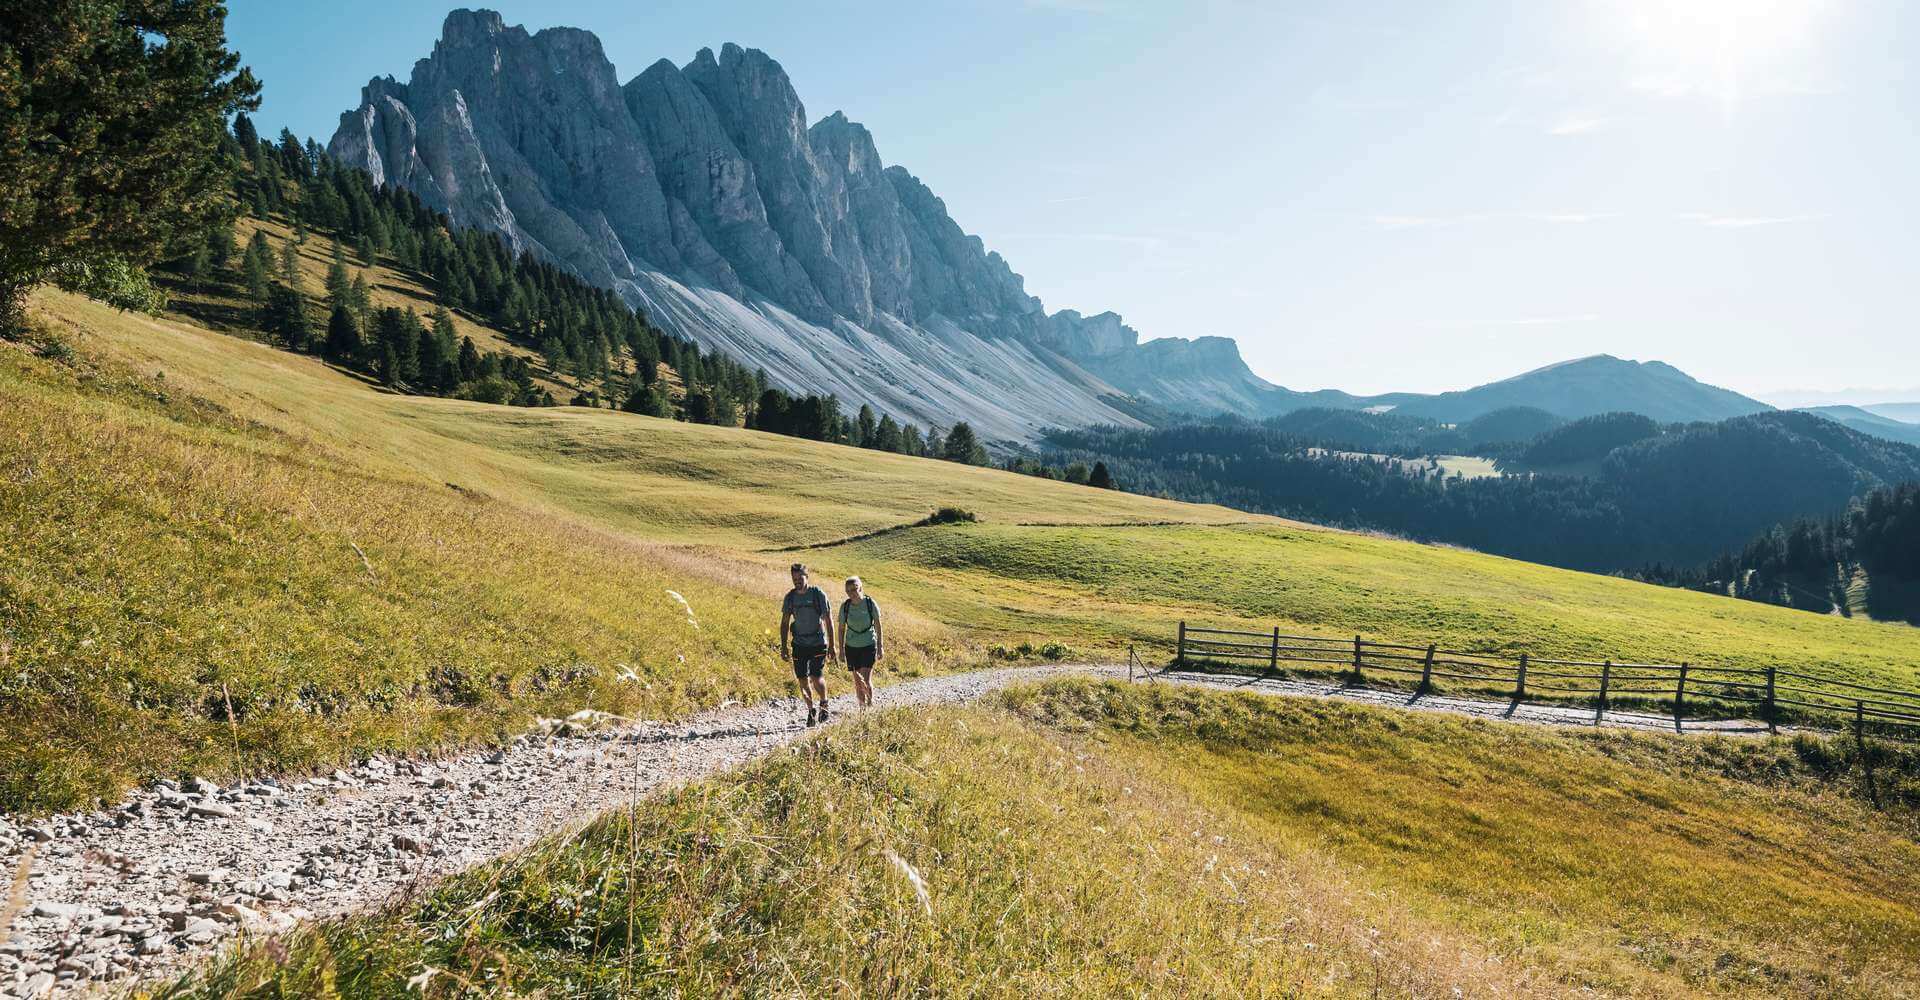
[1603, 0, 1830, 107]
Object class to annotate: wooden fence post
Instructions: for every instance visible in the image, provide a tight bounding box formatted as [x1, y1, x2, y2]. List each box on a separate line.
[1764, 665, 1777, 733]
[1418, 644, 1436, 695]
[1514, 653, 1528, 701]
[1269, 627, 1280, 673]
[1856, 699, 1866, 743]
[1351, 635, 1364, 685]
[1176, 621, 1187, 668]
[1675, 662, 1689, 725]
[1598, 660, 1612, 717]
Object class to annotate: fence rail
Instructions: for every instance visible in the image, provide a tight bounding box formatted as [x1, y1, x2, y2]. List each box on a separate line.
[1172, 621, 1920, 739]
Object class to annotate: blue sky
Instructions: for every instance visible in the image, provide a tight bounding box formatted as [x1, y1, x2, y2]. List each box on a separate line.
[227, 1, 1918, 400]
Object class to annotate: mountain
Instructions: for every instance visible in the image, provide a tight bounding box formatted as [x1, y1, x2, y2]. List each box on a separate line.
[328, 11, 1774, 440]
[327, 9, 1269, 443]
[1799, 406, 1920, 447]
[1866, 402, 1920, 425]
[1380, 355, 1771, 424]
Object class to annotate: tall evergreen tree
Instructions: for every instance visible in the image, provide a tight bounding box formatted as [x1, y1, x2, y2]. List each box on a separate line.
[207, 219, 236, 272]
[232, 111, 260, 154]
[0, 0, 261, 330]
[325, 241, 350, 306]
[1088, 461, 1116, 490]
[456, 336, 481, 384]
[943, 422, 987, 465]
[324, 304, 361, 365]
[241, 231, 272, 302]
[269, 284, 312, 352]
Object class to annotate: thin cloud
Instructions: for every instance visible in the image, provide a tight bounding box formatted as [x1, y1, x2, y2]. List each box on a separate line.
[1530, 213, 1616, 224]
[1678, 212, 1827, 228]
[1371, 212, 1614, 229]
[1547, 116, 1607, 136]
[1369, 214, 1487, 230]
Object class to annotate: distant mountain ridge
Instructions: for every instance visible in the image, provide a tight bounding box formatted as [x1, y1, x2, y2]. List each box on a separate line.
[330, 10, 1775, 439]
[1384, 355, 1771, 424]
[1797, 406, 1920, 447]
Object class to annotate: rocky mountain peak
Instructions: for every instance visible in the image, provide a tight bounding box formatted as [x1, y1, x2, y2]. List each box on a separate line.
[330, 9, 1276, 442]
[439, 8, 509, 47]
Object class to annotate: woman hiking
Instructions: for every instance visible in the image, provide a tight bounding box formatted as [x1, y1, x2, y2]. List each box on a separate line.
[838, 576, 883, 709]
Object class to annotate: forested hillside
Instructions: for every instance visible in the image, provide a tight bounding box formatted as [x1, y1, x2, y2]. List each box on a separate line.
[154, 114, 1002, 460]
[1043, 412, 1920, 573]
[1639, 482, 1920, 623]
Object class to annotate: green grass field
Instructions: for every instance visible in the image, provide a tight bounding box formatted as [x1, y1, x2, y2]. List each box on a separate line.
[161, 680, 1920, 999]
[8, 286, 1920, 812]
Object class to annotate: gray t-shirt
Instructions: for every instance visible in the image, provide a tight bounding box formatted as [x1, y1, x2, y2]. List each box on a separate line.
[783, 586, 830, 643]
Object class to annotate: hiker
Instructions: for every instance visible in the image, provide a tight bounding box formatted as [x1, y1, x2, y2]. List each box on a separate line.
[838, 576, 883, 708]
[780, 562, 836, 726]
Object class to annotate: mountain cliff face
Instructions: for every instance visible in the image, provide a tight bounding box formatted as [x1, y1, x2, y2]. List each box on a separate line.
[330, 10, 1255, 441]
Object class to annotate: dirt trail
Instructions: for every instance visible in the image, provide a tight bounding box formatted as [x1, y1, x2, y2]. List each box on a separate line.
[0, 664, 1776, 998]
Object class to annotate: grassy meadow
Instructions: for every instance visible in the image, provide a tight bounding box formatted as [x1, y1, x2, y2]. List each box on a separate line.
[9, 285, 1920, 811]
[162, 679, 1920, 999]
[0, 305, 967, 812]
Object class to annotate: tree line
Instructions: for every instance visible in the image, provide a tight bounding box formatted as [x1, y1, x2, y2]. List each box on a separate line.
[1635, 481, 1920, 621]
[1043, 411, 1920, 574]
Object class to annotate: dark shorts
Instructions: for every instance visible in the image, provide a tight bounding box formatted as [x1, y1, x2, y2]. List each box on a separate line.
[791, 643, 828, 680]
[846, 645, 877, 671]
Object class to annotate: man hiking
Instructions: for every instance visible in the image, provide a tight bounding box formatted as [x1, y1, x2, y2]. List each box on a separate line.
[780, 562, 836, 726]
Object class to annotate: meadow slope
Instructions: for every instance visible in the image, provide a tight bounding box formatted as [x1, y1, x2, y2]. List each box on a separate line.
[8, 289, 1920, 812]
[162, 679, 1920, 999]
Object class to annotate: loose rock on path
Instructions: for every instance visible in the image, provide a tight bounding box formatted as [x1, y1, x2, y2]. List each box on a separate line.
[0, 664, 1778, 998]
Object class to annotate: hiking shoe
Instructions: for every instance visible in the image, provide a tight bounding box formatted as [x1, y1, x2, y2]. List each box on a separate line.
[806, 708, 817, 727]
[818, 704, 830, 722]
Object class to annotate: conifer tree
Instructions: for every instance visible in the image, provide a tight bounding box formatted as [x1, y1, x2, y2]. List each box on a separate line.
[325, 241, 351, 306]
[457, 336, 481, 383]
[241, 232, 272, 302]
[207, 220, 236, 273]
[270, 284, 312, 352]
[0, 0, 261, 330]
[277, 238, 301, 292]
[1088, 461, 1116, 490]
[324, 304, 361, 365]
[943, 422, 987, 465]
[875, 414, 903, 453]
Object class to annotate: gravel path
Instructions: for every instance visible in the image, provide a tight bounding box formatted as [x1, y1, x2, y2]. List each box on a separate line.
[0, 664, 1778, 998]
[1148, 669, 1776, 735]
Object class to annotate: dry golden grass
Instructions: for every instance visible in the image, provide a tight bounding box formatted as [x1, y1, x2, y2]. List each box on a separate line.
[158, 705, 1559, 999]
[162, 680, 1920, 998]
[1007, 679, 1920, 997]
[0, 319, 962, 812]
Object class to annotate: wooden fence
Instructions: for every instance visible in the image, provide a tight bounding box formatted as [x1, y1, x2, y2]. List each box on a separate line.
[1173, 622, 1920, 739]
